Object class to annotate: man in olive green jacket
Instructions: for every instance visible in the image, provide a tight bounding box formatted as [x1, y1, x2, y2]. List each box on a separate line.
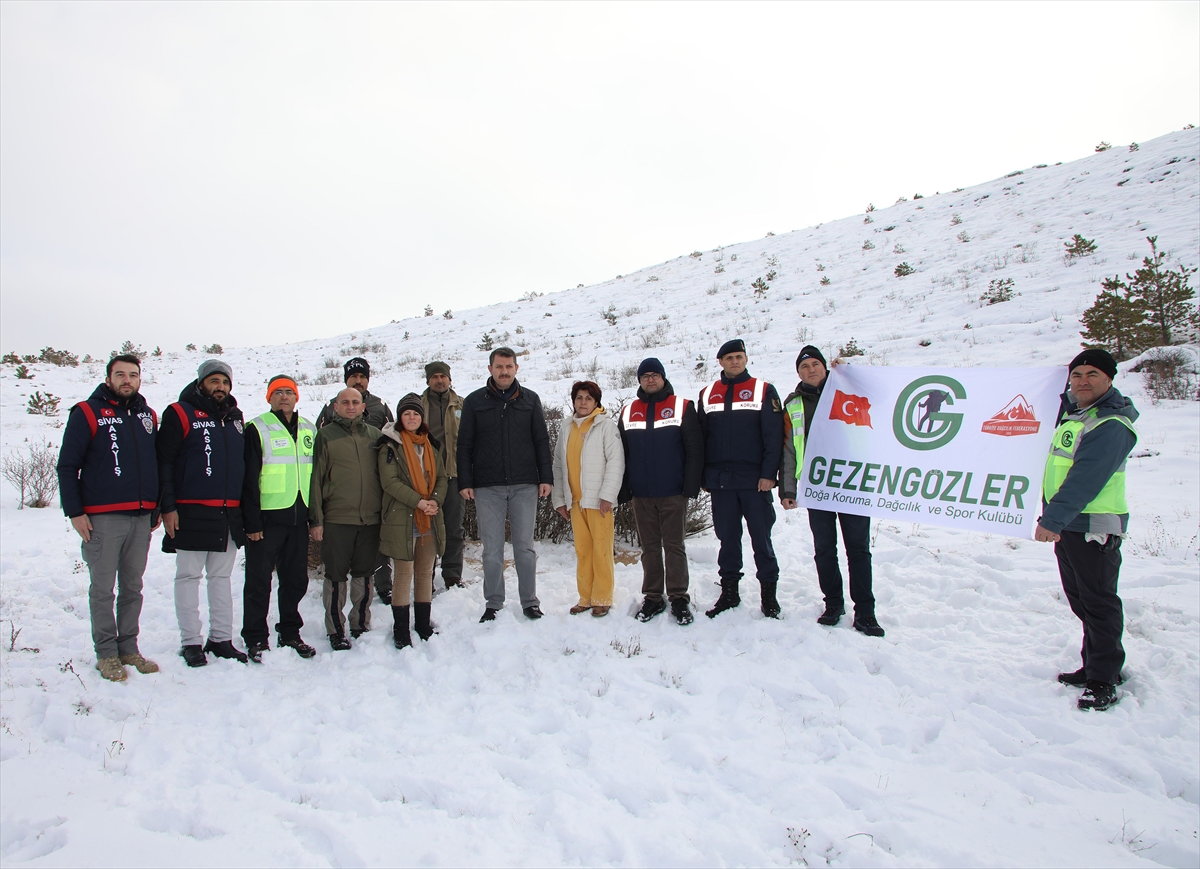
[309, 388, 383, 650]
[421, 361, 465, 588]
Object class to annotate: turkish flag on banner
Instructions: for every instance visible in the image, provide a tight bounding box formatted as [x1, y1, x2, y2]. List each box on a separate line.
[829, 390, 872, 427]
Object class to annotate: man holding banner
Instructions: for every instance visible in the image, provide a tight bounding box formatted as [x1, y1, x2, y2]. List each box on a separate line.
[698, 339, 785, 619]
[780, 346, 883, 636]
[1034, 349, 1138, 713]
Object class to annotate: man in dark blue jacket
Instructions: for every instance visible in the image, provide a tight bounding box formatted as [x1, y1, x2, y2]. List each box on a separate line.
[457, 347, 553, 622]
[157, 360, 248, 667]
[57, 354, 161, 682]
[697, 339, 785, 619]
[1035, 349, 1138, 712]
[619, 358, 704, 625]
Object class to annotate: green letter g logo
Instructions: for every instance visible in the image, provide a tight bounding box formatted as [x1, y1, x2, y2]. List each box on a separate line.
[893, 376, 967, 451]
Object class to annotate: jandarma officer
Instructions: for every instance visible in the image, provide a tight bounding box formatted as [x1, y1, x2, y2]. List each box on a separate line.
[1035, 349, 1138, 713]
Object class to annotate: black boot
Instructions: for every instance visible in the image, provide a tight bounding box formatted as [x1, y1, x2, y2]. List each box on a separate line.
[760, 583, 781, 619]
[705, 580, 741, 619]
[413, 602, 436, 641]
[392, 605, 412, 649]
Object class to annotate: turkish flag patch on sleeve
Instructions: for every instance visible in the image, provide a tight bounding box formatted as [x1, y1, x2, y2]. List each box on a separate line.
[829, 390, 872, 428]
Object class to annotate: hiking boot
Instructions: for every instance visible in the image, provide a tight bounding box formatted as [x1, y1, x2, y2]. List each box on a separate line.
[1058, 667, 1125, 687]
[1057, 667, 1087, 687]
[523, 606, 544, 620]
[96, 656, 127, 682]
[570, 604, 593, 615]
[278, 637, 316, 659]
[479, 608, 498, 623]
[817, 604, 845, 626]
[205, 639, 249, 664]
[671, 598, 694, 626]
[392, 605, 412, 649]
[246, 642, 270, 664]
[852, 614, 885, 637]
[636, 597, 667, 622]
[444, 578, 462, 589]
[1078, 680, 1119, 711]
[180, 645, 207, 667]
[760, 584, 781, 619]
[591, 606, 610, 618]
[350, 629, 367, 639]
[376, 584, 392, 605]
[705, 591, 741, 619]
[329, 634, 352, 651]
[119, 653, 159, 674]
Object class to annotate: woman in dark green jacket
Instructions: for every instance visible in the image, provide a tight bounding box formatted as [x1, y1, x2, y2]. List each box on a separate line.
[378, 394, 447, 648]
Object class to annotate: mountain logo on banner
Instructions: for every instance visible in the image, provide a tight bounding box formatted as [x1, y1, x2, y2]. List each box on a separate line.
[981, 395, 1041, 436]
[829, 390, 872, 427]
[893, 375, 967, 451]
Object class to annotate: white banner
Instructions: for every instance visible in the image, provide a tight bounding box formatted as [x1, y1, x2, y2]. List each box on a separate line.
[798, 366, 1065, 538]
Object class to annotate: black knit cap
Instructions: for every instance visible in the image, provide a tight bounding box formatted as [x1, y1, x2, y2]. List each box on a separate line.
[795, 345, 827, 371]
[344, 357, 370, 381]
[1069, 348, 1118, 379]
[396, 393, 424, 419]
[716, 338, 746, 359]
[637, 357, 666, 378]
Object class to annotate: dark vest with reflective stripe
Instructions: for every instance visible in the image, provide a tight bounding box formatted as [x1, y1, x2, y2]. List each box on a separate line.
[621, 395, 690, 498]
[168, 401, 246, 506]
[72, 398, 159, 514]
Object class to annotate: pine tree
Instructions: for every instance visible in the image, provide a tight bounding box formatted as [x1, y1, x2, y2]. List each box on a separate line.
[1079, 278, 1152, 360]
[1126, 236, 1199, 346]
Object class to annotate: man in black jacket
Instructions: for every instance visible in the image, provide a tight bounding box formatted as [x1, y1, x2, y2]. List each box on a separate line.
[698, 339, 785, 619]
[457, 347, 553, 622]
[618, 358, 704, 625]
[316, 356, 394, 604]
[779, 346, 883, 636]
[57, 354, 161, 682]
[241, 375, 318, 662]
[157, 360, 249, 667]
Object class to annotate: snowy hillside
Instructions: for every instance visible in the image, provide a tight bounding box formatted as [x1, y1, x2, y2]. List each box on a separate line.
[1, 129, 1197, 867]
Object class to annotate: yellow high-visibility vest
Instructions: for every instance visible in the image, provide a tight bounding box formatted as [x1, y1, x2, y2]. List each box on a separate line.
[253, 413, 315, 510]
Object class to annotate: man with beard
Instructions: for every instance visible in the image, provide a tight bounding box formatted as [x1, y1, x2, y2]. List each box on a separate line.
[317, 356, 394, 604]
[420, 361, 465, 589]
[310, 387, 384, 650]
[697, 339, 785, 619]
[58, 354, 162, 682]
[780, 346, 883, 637]
[241, 375, 318, 662]
[457, 347, 553, 622]
[619, 358, 704, 625]
[157, 360, 249, 667]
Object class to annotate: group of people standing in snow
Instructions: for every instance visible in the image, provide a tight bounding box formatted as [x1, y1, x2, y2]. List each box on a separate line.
[58, 339, 1135, 711]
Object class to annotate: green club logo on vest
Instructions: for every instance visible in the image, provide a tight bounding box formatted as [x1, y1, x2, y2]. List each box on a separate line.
[1059, 430, 1073, 449]
[892, 375, 967, 451]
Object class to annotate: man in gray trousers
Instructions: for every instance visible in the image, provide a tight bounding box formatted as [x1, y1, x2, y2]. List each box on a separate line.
[57, 354, 162, 682]
[457, 347, 553, 622]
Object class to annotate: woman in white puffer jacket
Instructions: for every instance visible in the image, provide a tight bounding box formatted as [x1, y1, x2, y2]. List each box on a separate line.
[552, 381, 625, 616]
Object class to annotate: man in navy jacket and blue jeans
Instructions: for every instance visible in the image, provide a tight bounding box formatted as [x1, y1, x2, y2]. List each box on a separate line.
[697, 339, 785, 619]
[57, 354, 161, 682]
[619, 358, 704, 625]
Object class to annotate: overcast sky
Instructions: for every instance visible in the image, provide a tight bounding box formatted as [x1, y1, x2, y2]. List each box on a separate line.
[2, 1, 1197, 357]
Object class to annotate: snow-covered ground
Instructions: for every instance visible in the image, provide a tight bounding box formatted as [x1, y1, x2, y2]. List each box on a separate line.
[1, 129, 1197, 867]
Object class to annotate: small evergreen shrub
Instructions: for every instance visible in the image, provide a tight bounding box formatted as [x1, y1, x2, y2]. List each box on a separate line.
[862, 241, 875, 251]
[1095, 141, 1112, 152]
[26, 391, 61, 415]
[14, 364, 32, 379]
[981, 277, 1016, 305]
[838, 338, 864, 357]
[39, 347, 79, 367]
[424, 305, 434, 316]
[1064, 234, 1098, 259]
[894, 262, 915, 277]
[203, 343, 223, 355]
[443, 310, 453, 319]
[820, 276, 832, 286]
[950, 213, 963, 226]
[957, 230, 971, 243]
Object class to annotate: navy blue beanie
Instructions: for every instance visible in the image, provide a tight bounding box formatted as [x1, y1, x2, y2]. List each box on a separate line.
[637, 357, 666, 378]
[716, 339, 746, 359]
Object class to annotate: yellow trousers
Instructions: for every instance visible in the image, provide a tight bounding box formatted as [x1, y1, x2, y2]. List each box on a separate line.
[571, 504, 615, 606]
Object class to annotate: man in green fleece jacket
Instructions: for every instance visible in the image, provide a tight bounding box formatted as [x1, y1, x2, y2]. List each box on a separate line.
[310, 387, 383, 650]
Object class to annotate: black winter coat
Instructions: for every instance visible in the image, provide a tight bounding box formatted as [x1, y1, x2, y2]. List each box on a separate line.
[157, 381, 247, 553]
[697, 369, 785, 491]
[456, 378, 553, 490]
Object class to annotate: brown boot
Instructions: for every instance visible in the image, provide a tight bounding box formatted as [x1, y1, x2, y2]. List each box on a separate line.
[96, 657, 127, 682]
[119, 653, 160, 674]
